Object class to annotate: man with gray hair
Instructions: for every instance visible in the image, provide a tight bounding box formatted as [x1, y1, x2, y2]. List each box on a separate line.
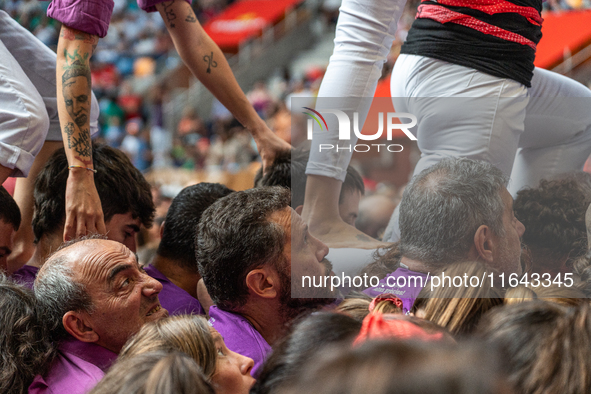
[29, 238, 167, 394]
[364, 158, 525, 312]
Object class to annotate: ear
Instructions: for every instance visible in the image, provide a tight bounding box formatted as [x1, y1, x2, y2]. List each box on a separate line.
[245, 267, 278, 300]
[473, 225, 494, 264]
[295, 205, 303, 215]
[159, 221, 165, 238]
[63, 311, 100, 343]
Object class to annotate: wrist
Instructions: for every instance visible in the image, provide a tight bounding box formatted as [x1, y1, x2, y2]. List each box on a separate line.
[68, 166, 96, 180]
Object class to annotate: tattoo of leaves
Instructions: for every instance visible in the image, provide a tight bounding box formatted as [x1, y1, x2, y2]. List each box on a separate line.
[72, 130, 92, 158]
[186, 14, 197, 23]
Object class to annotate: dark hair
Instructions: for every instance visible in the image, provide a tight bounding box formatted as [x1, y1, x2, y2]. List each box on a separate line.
[252, 312, 362, 394]
[514, 179, 590, 272]
[477, 302, 591, 394]
[399, 158, 506, 268]
[157, 183, 234, 273]
[256, 149, 364, 209]
[279, 340, 509, 394]
[254, 149, 308, 208]
[0, 186, 21, 231]
[0, 275, 56, 394]
[89, 350, 215, 394]
[196, 187, 290, 311]
[339, 165, 365, 204]
[32, 143, 155, 242]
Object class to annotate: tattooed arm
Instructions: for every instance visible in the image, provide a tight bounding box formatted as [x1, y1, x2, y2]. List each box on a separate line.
[156, 0, 290, 172]
[56, 25, 106, 240]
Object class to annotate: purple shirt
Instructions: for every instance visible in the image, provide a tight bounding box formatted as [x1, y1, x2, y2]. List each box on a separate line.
[11, 264, 39, 289]
[144, 265, 204, 316]
[47, 0, 192, 38]
[209, 306, 271, 378]
[363, 267, 429, 314]
[29, 337, 117, 394]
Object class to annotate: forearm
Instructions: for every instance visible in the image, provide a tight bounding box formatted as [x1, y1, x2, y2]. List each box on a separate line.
[156, 0, 266, 134]
[56, 25, 98, 170]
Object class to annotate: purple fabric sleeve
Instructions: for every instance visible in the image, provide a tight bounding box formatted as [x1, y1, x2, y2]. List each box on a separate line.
[136, 0, 192, 13]
[47, 0, 114, 38]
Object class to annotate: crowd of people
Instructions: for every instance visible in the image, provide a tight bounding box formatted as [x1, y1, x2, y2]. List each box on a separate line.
[2, 145, 591, 393]
[3, 0, 591, 393]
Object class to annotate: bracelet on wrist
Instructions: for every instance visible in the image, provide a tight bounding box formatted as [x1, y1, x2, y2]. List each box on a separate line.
[68, 165, 97, 174]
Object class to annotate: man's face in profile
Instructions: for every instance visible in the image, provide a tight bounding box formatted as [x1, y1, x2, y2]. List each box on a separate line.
[63, 75, 90, 129]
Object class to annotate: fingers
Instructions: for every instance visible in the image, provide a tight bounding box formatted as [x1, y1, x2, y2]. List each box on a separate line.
[95, 214, 107, 235]
[63, 213, 76, 242]
[76, 213, 87, 239]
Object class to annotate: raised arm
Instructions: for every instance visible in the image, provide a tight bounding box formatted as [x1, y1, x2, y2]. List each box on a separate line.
[56, 26, 106, 240]
[155, 0, 290, 171]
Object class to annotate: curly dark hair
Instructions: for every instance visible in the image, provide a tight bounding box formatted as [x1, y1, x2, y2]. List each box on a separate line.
[32, 143, 155, 243]
[196, 187, 290, 311]
[0, 275, 56, 394]
[514, 179, 591, 271]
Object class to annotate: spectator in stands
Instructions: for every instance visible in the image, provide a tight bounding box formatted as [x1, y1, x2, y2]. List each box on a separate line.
[145, 183, 234, 315]
[11, 143, 154, 288]
[514, 178, 591, 275]
[197, 187, 335, 377]
[278, 340, 510, 394]
[0, 186, 21, 273]
[89, 350, 215, 394]
[0, 275, 55, 394]
[363, 158, 525, 313]
[119, 315, 255, 394]
[30, 238, 167, 394]
[478, 302, 591, 394]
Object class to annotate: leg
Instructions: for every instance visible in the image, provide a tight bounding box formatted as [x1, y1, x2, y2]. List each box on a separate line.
[303, 0, 404, 247]
[509, 67, 591, 194]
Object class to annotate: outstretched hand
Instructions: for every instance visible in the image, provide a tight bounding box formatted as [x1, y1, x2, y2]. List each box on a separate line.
[63, 169, 106, 241]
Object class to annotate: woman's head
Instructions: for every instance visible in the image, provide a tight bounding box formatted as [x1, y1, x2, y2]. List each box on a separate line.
[414, 261, 504, 336]
[0, 275, 56, 394]
[477, 301, 591, 394]
[90, 350, 215, 394]
[120, 315, 255, 394]
[278, 340, 510, 394]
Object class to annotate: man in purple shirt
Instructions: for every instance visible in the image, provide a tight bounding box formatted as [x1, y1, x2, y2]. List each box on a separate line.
[363, 158, 526, 311]
[145, 183, 234, 316]
[11, 144, 154, 289]
[30, 238, 168, 393]
[197, 187, 336, 377]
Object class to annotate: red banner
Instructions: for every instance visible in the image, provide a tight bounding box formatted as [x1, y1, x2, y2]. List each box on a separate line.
[534, 10, 591, 69]
[204, 0, 304, 51]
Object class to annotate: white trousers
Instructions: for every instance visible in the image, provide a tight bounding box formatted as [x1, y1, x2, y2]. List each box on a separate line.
[0, 11, 99, 177]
